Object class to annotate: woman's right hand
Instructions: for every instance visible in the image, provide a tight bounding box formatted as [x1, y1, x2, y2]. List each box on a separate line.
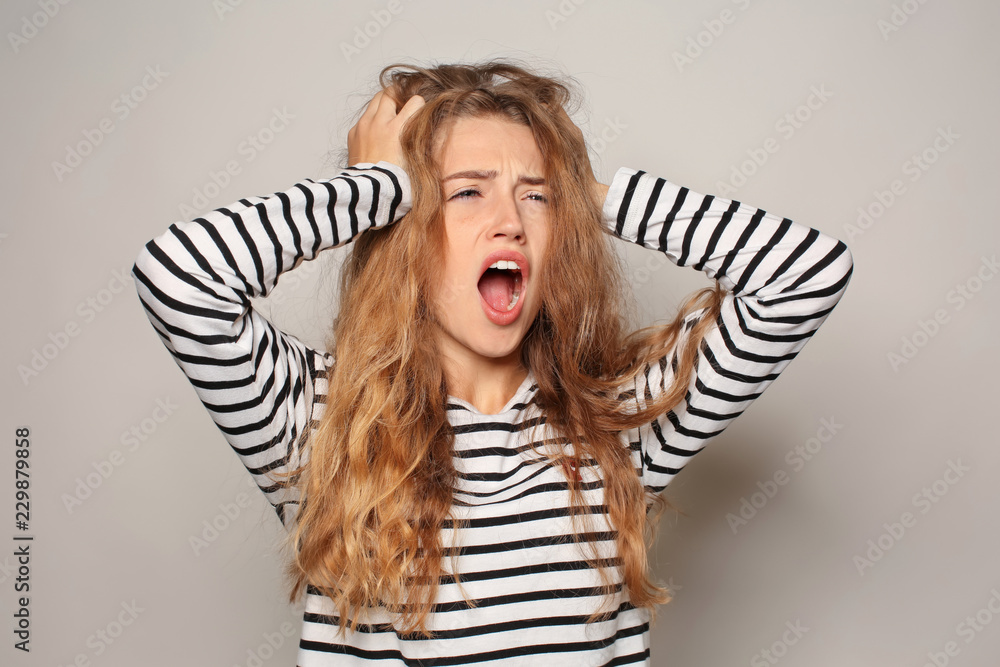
[347, 90, 425, 168]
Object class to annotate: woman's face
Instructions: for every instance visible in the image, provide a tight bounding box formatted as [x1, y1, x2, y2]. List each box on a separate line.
[430, 114, 551, 371]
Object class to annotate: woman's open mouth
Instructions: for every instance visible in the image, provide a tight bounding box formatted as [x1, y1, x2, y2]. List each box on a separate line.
[477, 252, 528, 325]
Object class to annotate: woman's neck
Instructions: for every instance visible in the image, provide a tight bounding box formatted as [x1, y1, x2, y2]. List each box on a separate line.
[440, 353, 528, 415]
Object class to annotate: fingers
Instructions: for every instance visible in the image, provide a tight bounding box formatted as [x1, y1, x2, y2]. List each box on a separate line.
[369, 89, 397, 121]
[395, 94, 426, 126]
[347, 90, 426, 167]
[358, 90, 424, 131]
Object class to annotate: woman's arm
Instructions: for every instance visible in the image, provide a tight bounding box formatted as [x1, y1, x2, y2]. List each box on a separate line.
[131, 92, 423, 524]
[132, 163, 411, 523]
[605, 167, 853, 492]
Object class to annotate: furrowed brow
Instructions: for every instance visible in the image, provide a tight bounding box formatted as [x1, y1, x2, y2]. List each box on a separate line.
[441, 170, 547, 186]
[442, 170, 498, 181]
[518, 175, 546, 186]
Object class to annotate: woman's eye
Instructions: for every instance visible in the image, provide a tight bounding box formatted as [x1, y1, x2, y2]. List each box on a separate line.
[450, 188, 480, 200]
[525, 192, 549, 203]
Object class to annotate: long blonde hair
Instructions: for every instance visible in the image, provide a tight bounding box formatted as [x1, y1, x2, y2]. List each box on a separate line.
[286, 61, 723, 634]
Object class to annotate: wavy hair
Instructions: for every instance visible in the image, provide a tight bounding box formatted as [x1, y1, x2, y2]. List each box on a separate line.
[286, 61, 724, 634]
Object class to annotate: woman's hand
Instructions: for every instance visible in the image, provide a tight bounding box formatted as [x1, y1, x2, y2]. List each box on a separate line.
[347, 90, 425, 167]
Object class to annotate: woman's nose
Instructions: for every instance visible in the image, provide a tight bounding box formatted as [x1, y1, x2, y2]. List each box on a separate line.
[491, 196, 525, 241]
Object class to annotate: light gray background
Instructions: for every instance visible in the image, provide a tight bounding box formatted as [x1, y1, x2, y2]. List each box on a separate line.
[2, 1, 998, 665]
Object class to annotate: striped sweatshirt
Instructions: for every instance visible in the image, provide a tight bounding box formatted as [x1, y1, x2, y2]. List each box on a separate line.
[132, 161, 853, 666]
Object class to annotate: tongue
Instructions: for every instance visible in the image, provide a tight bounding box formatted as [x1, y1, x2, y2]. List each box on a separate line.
[478, 269, 515, 311]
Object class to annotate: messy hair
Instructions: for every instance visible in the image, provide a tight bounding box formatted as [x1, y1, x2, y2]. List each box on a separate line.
[287, 60, 724, 634]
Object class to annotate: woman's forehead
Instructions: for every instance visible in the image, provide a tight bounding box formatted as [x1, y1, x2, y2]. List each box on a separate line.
[432, 115, 545, 174]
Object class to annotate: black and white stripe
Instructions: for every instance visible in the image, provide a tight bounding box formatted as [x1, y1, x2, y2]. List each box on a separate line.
[133, 162, 852, 665]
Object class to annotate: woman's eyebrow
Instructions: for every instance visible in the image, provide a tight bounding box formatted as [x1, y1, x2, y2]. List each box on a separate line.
[442, 169, 546, 186]
[519, 175, 546, 186]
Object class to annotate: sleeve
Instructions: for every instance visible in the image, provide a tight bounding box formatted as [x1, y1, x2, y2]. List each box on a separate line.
[131, 162, 412, 525]
[604, 167, 854, 493]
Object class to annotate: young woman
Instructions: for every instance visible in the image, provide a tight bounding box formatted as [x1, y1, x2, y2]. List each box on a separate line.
[133, 62, 853, 665]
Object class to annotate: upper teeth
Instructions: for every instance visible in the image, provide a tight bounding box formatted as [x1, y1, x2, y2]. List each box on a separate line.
[489, 260, 520, 271]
